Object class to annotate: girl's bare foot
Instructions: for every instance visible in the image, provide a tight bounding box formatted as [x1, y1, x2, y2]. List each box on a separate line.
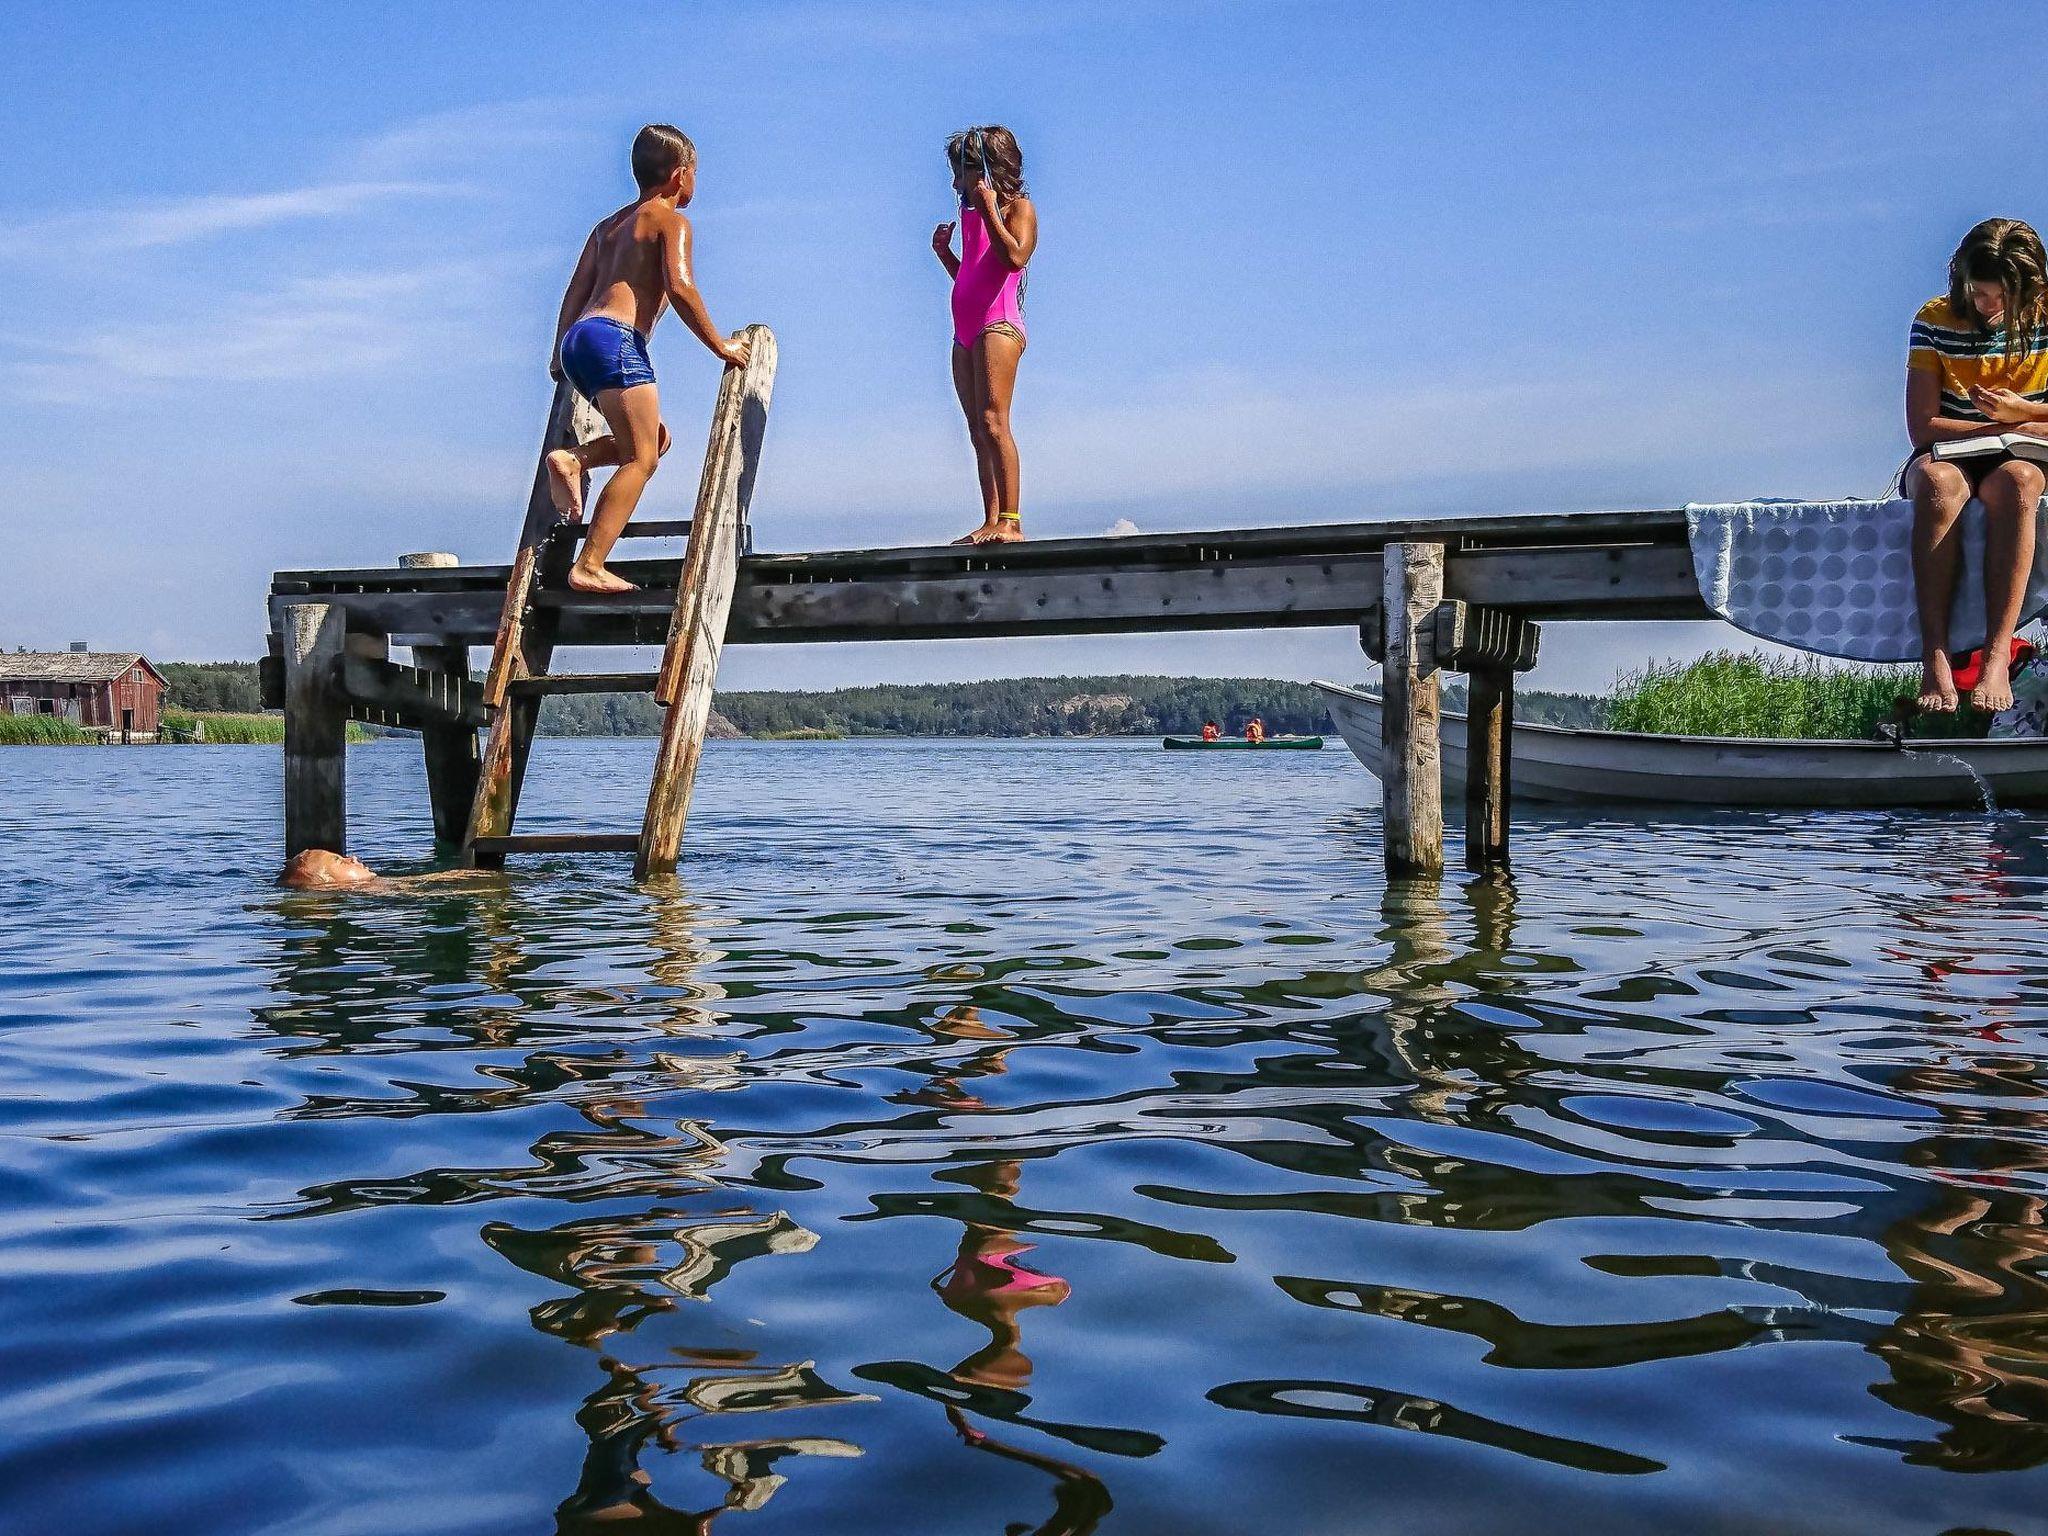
[1918, 652, 1958, 713]
[953, 520, 999, 545]
[545, 449, 585, 522]
[1972, 653, 2014, 713]
[984, 516, 1024, 543]
[567, 562, 638, 595]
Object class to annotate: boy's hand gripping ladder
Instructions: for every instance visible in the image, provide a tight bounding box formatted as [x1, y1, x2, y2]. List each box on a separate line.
[460, 324, 777, 878]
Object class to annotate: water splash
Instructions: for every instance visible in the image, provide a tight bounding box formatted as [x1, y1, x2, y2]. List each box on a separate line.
[1923, 749, 2000, 814]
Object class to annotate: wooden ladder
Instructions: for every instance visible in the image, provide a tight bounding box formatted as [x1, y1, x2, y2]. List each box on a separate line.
[462, 324, 777, 878]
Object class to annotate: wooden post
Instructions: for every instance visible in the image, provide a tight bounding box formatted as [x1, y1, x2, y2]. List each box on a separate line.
[1465, 666, 1512, 872]
[638, 325, 778, 878]
[1429, 600, 1537, 875]
[1380, 541, 1443, 877]
[399, 553, 477, 848]
[415, 639, 482, 847]
[282, 601, 347, 857]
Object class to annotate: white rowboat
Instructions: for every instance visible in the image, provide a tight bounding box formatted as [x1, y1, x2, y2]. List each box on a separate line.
[1313, 679, 2048, 808]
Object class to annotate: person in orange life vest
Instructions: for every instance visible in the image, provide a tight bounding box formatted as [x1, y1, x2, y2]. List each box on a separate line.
[1244, 717, 1266, 744]
[1200, 721, 1220, 742]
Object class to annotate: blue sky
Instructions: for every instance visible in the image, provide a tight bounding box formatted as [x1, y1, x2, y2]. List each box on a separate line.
[1, 0, 2041, 693]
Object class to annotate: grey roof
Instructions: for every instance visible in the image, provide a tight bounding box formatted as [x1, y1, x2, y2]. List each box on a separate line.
[0, 652, 165, 685]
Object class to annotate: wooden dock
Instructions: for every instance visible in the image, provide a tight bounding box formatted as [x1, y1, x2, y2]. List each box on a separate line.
[263, 324, 1714, 879]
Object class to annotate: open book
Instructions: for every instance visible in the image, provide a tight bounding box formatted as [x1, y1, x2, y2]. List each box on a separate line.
[1932, 431, 2048, 463]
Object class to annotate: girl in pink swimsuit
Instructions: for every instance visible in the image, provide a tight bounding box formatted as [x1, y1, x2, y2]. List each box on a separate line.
[931, 125, 1039, 545]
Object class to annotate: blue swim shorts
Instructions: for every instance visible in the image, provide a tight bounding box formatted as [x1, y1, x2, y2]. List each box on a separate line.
[558, 315, 656, 398]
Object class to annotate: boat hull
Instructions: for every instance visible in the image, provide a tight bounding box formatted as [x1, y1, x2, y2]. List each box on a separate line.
[1162, 736, 1323, 751]
[1312, 680, 2048, 808]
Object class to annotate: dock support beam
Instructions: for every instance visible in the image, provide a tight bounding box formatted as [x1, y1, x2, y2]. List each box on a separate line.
[1432, 599, 1539, 873]
[282, 601, 347, 857]
[415, 642, 478, 846]
[1380, 541, 1444, 877]
[398, 552, 478, 848]
[1464, 667, 1512, 871]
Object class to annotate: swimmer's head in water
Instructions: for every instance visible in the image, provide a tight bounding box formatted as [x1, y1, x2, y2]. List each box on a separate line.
[279, 849, 377, 889]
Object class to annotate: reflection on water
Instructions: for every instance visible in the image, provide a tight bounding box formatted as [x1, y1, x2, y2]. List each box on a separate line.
[4, 739, 2048, 1533]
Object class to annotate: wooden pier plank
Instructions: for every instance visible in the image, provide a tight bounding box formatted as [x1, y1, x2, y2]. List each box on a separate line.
[269, 539, 1706, 649]
[272, 505, 1693, 592]
[504, 671, 660, 697]
[338, 654, 489, 729]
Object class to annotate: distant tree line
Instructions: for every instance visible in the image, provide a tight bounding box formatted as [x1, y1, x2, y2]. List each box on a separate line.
[154, 660, 1609, 737]
[1439, 679, 1606, 729]
[537, 693, 671, 736]
[160, 661, 269, 714]
[708, 676, 1337, 737]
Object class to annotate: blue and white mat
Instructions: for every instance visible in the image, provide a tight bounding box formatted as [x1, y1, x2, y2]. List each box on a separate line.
[1685, 497, 2048, 663]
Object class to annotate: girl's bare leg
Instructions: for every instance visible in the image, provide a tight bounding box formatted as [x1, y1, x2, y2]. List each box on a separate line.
[1975, 458, 2046, 711]
[968, 331, 1026, 544]
[951, 343, 1000, 543]
[547, 421, 670, 522]
[1909, 456, 1972, 711]
[570, 385, 664, 594]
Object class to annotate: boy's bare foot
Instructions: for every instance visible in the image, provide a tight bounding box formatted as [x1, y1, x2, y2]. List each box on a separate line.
[567, 562, 639, 595]
[545, 449, 586, 522]
[1972, 653, 2014, 713]
[1918, 653, 1959, 713]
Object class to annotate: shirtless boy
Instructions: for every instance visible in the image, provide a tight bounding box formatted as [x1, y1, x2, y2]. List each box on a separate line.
[547, 124, 750, 595]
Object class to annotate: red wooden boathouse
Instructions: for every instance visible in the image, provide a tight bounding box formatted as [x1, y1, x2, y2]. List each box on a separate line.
[1, 652, 168, 741]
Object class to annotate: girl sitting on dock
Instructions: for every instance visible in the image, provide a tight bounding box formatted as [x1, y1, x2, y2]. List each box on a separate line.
[932, 125, 1037, 545]
[1906, 218, 2048, 713]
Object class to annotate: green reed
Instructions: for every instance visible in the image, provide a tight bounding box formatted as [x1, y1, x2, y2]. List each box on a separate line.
[0, 713, 93, 745]
[163, 710, 369, 744]
[1606, 651, 1978, 740]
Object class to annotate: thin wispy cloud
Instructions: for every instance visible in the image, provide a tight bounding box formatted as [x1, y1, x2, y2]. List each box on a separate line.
[0, 99, 576, 262]
[339, 99, 586, 179]
[4, 264, 502, 400]
[0, 180, 452, 260]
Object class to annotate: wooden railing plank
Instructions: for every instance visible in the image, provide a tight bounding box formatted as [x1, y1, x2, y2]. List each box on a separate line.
[639, 326, 778, 878]
[462, 383, 601, 868]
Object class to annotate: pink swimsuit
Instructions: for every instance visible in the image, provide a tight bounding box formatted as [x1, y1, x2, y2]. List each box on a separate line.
[951, 204, 1026, 348]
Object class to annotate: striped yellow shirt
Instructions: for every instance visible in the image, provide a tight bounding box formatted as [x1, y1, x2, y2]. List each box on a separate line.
[1907, 295, 2048, 422]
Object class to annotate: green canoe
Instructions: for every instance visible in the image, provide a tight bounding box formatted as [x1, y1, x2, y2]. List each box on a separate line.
[1162, 735, 1324, 751]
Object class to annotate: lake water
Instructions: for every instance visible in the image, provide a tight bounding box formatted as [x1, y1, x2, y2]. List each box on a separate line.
[4, 737, 2047, 1534]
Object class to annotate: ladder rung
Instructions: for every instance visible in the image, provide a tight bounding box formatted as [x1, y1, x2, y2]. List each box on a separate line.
[506, 671, 659, 697]
[469, 833, 641, 855]
[555, 518, 695, 541]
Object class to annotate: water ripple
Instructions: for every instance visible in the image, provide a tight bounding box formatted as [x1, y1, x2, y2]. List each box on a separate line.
[2, 739, 2047, 1533]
